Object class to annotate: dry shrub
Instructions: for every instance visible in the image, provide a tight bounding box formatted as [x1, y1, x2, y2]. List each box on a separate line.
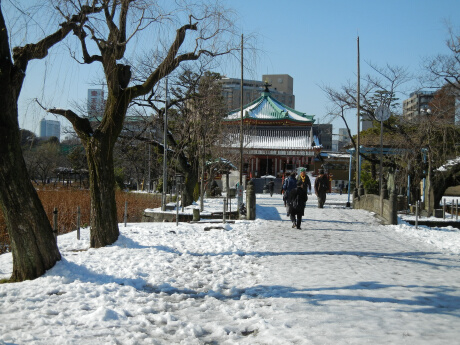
[0, 187, 161, 254]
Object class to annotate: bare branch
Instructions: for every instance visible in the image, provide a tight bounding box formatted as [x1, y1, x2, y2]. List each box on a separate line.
[36, 99, 93, 139]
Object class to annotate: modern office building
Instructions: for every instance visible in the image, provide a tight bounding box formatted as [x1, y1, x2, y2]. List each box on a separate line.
[87, 89, 105, 118]
[403, 88, 456, 123]
[39, 118, 61, 141]
[402, 90, 436, 121]
[218, 74, 295, 111]
[338, 127, 351, 151]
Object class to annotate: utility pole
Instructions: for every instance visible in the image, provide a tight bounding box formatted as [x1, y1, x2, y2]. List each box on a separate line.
[162, 77, 169, 211]
[239, 33, 244, 186]
[356, 36, 361, 189]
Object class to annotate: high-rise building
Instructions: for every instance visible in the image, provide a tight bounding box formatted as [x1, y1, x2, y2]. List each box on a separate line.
[337, 128, 351, 151]
[39, 118, 61, 141]
[218, 74, 295, 111]
[403, 88, 456, 124]
[87, 89, 105, 118]
[402, 90, 436, 121]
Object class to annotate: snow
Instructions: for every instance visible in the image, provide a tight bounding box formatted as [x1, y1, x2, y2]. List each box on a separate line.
[1, 192, 460, 344]
[437, 156, 460, 172]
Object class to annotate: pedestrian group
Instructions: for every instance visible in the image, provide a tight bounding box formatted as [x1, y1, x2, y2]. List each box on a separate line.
[281, 168, 329, 229]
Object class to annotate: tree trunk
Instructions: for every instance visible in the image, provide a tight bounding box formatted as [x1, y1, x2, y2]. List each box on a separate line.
[183, 170, 198, 206]
[85, 135, 120, 248]
[0, 94, 61, 282]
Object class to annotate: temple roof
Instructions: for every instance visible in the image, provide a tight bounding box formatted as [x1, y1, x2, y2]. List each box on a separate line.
[224, 129, 321, 151]
[224, 90, 315, 125]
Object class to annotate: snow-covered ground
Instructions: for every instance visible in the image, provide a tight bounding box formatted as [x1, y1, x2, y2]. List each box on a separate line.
[1, 192, 460, 344]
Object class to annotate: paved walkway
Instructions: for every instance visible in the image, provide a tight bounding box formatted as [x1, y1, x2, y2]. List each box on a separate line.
[243, 193, 460, 344]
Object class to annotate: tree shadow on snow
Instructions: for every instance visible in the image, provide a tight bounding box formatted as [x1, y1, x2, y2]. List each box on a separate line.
[239, 282, 460, 317]
[45, 258, 148, 289]
[140, 280, 460, 317]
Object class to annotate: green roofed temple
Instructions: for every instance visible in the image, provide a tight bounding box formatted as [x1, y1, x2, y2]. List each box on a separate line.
[221, 84, 321, 178]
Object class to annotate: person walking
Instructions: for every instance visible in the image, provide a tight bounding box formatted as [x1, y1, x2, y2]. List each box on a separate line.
[282, 172, 297, 214]
[268, 179, 275, 197]
[339, 181, 344, 195]
[289, 180, 308, 229]
[314, 169, 329, 208]
[297, 168, 311, 200]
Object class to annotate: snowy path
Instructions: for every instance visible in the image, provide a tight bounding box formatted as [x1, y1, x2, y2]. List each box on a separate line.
[248, 194, 460, 344]
[1, 193, 460, 344]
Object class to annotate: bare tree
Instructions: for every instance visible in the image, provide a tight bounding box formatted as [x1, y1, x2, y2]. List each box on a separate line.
[321, 63, 413, 182]
[0, 2, 103, 281]
[424, 26, 460, 95]
[44, 1, 240, 247]
[24, 141, 61, 185]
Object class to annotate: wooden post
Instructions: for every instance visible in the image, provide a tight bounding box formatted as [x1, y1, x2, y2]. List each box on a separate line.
[176, 193, 179, 227]
[53, 207, 58, 242]
[223, 199, 227, 224]
[124, 201, 128, 227]
[443, 198, 446, 219]
[77, 206, 81, 240]
[456, 199, 458, 221]
[415, 201, 419, 229]
[452, 199, 454, 219]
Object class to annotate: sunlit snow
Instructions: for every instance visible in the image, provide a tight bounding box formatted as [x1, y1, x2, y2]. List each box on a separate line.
[1, 192, 460, 344]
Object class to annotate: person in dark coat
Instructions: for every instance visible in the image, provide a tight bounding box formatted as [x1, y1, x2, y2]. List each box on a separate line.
[282, 172, 297, 215]
[314, 169, 329, 208]
[289, 180, 308, 229]
[296, 168, 311, 199]
[268, 179, 275, 197]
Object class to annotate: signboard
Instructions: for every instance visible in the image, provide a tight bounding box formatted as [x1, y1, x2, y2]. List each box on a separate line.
[375, 105, 391, 121]
[236, 183, 244, 207]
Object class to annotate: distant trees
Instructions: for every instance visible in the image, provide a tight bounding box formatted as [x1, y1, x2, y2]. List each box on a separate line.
[24, 141, 61, 185]
[323, 31, 460, 214]
[322, 63, 410, 153]
[128, 69, 229, 206]
[170, 70, 228, 206]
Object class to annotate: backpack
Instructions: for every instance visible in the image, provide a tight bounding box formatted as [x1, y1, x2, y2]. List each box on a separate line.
[292, 193, 300, 210]
[319, 175, 328, 191]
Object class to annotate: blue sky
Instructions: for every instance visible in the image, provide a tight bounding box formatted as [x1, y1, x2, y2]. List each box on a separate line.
[16, 0, 460, 137]
[216, 0, 460, 134]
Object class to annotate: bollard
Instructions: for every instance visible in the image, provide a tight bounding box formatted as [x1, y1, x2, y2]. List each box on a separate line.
[223, 199, 227, 224]
[124, 201, 128, 227]
[415, 201, 419, 229]
[53, 207, 58, 242]
[192, 208, 200, 222]
[77, 206, 81, 240]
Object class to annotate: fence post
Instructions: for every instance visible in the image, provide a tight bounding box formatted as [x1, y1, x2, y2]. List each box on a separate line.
[176, 194, 179, 227]
[53, 207, 58, 242]
[456, 199, 458, 222]
[452, 199, 454, 219]
[124, 201, 128, 227]
[415, 201, 419, 229]
[77, 206, 81, 240]
[223, 199, 227, 223]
